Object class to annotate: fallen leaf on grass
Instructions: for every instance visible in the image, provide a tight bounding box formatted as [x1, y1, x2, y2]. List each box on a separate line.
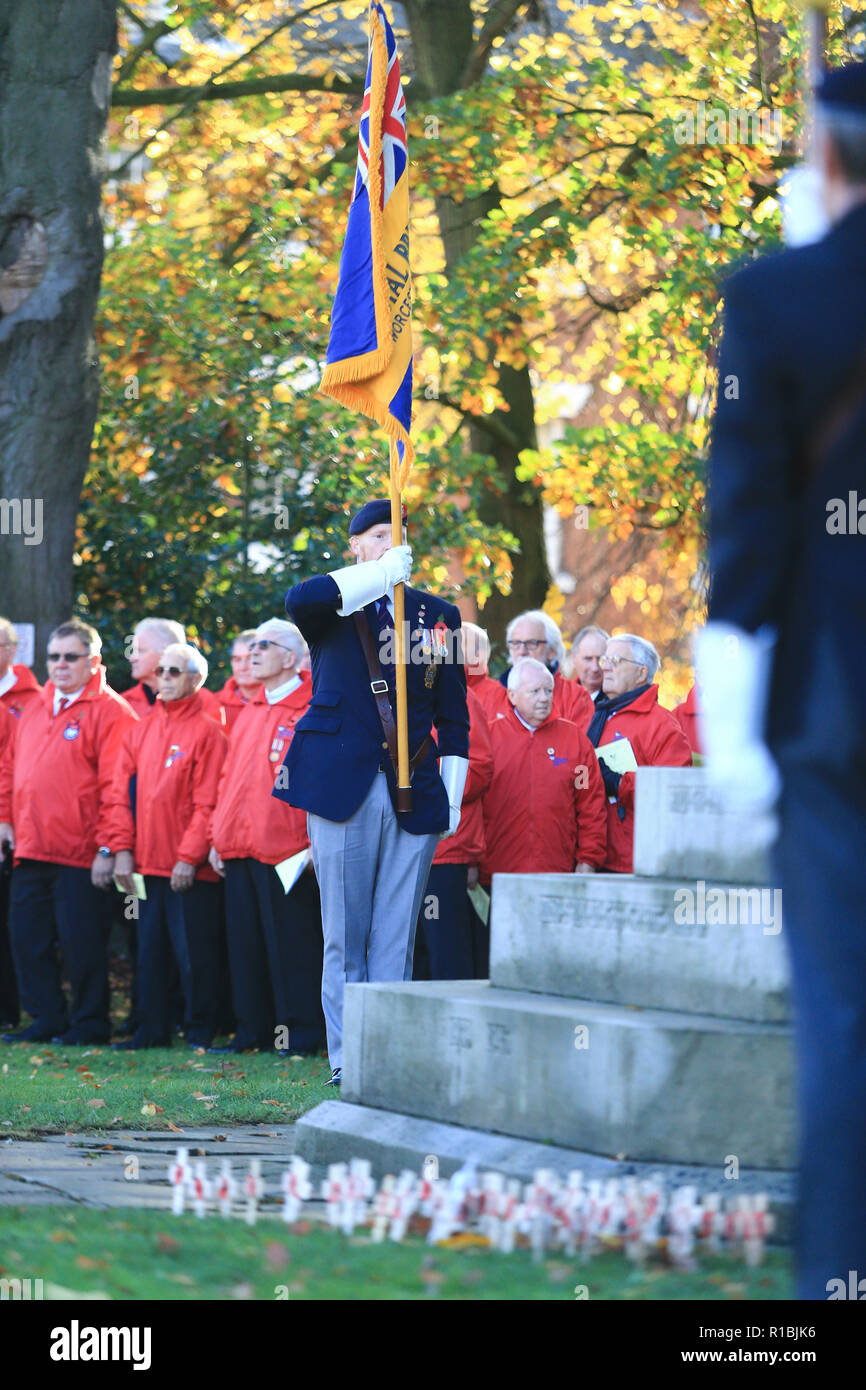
[140, 1102, 164, 1116]
[75, 1255, 109, 1271]
[260, 1099, 282, 1106]
[191, 1092, 216, 1102]
[436, 1233, 490, 1249]
[29, 1056, 44, 1066]
[87, 1099, 106, 1109]
[20, 1105, 30, 1112]
[167, 1122, 185, 1133]
[76, 1067, 92, 1075]
[49, 1231, 76, 1244]
[157, 1234, 180, 1254]
[265, 1242, 289, 1271]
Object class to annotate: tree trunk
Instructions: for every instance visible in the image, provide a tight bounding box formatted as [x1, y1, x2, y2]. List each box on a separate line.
[403, 0, 550, 638]
[0, 1, 116, 678]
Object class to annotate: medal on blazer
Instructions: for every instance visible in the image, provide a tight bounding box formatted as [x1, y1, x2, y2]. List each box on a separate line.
[165, 744, 184, 768]
[62, 719, 81, 741]
[269, 736, 285, 762]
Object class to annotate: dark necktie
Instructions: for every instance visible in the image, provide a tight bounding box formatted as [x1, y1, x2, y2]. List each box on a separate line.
[57, 697, 69, 717]
[375, 597, 394, 690]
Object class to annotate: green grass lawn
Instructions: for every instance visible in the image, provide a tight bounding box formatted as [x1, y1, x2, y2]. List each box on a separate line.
[0, 1040, 331, 1135]
[0, 1204, 794, 1300]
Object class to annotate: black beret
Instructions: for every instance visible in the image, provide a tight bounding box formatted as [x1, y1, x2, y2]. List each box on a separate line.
[816, 62, 866, 116]
[349, 499, 407, 536]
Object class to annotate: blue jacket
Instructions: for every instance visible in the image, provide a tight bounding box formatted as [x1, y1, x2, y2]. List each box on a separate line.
[273, 575, 469, 835]
[708, 201, 866, 748]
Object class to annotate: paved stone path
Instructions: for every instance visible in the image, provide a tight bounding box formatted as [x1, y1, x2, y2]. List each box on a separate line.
[0, 1125, 317, 1216]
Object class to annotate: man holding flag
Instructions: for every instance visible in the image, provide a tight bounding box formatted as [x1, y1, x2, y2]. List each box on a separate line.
[274, 2, 469, 1087]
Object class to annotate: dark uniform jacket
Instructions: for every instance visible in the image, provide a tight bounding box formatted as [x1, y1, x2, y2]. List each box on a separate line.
[275, 575, 469, 836]
[708, 201, 866, 754]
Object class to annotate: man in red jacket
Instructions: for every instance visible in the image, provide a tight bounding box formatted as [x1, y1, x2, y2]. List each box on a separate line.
[414, 688, 494, 980]
[218, 629, 262, 733]
[491, 611, 594, 729]
[482, 659, 607, 883]
[671, 681, 702, 758]
[124, 617, 224, 727]
[0, 617, 41, 720]
[108, 643, 228, 1049]
[587, 634, 693, 873]
[461, 622, 506, 722]
[208, 618, 325, 1056]
[2, 619, 137, 1044]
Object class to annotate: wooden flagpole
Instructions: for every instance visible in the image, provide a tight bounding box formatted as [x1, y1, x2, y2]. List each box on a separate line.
[390, 440, 411, 811]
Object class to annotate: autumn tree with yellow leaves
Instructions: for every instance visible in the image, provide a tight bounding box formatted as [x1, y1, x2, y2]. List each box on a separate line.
[2, 0, 863, 682]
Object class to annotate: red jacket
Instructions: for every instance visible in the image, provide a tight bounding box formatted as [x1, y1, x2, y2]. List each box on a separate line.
[481, 669, 594, 729]
[123, 680, 225, 729]
[0, 665, 42, 721]
[0, 704, 14, 823]
[218, 676, 263, 734]
[434, 689, 494, 866]
[595, 684, 693, 873]
[671, 683, 702, 757]
[467, 670, 508, 721]
[481, 708, 607, 881]
[211, 674, 312, 865]
[11, 668, 138, 868]
[104, 692, 228, 880]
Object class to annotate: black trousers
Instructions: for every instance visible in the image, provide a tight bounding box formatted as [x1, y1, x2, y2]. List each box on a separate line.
[8, 860, 112, 1040]
[0, 858, 19, 1025]
[134, 877, 222, 1046]
[413, 862, 474, 980]
[224, 858, 325, 1052]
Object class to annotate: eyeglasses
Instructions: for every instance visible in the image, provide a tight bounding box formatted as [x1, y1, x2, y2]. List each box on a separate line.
[155, 665, 185, 678]
[249, 639, 290, 653]
[47, 652, 88, 664]
[507, 638, 546, 652]
[599, 654, 641, 669]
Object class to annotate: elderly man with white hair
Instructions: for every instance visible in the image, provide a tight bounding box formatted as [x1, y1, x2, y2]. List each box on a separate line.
[0, 616, 41, 720]
[570, 625, 609, 702]
[586, 633, 691, 873]
[106, 643, 228, 1049]
[124, 616, 223, 726]
[492, 609, 593, 728]
[208, 618, 325, 1056]
[481, 657, 607, 884]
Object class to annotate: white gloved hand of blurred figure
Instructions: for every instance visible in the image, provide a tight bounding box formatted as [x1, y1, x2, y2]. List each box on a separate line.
[694, 621, 782, 834]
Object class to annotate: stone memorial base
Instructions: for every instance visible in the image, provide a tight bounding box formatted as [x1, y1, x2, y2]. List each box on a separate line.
[297, 768, 796, 1234]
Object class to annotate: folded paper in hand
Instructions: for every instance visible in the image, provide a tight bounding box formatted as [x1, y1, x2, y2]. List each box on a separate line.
[597, 737, 638, 775]
[275, 848, 311, 895]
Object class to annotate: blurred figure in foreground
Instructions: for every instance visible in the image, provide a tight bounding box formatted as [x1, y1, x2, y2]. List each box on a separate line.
[698, 62, 866, 1299]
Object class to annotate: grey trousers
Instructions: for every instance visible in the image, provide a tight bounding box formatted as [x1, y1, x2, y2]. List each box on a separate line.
[308, 771, 438, 1069]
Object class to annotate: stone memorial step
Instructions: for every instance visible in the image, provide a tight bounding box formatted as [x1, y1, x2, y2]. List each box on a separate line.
[338, 980, 794, 1169]
[633, 766, 776, 884]
[490, 873, 789, 1022]
[295, 1100, 796, 1241]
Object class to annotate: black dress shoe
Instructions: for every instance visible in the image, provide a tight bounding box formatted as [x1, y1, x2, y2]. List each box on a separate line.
[3, 1023, 62, 1043]
[112, 1035, 169, 1051]
[325, 1067, 342, 1087]
[207, 1038, 260, 1054]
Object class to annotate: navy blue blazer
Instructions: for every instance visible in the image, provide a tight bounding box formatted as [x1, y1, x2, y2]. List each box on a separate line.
[708, 201, 866, 749]
[273, 575, 469, 835]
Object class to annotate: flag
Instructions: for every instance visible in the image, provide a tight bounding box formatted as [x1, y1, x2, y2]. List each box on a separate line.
[319, 1, 414, 484]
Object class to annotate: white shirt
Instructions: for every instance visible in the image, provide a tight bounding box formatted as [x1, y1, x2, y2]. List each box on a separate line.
[266, 675, 302, 705]
[0, 669, 17, 699]
[513, 708, 539, 734]
[590, 689, 601, 702]
[53, 686, 86, 716]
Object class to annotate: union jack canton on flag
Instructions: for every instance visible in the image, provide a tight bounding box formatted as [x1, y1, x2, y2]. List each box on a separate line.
[319, 1, 414, 482]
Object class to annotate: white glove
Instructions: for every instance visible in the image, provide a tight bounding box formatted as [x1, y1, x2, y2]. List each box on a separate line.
[694, 621, 782, 817]
[329, 546, 412, 616]
[779, 164, 830, 248]
[439, 755, 469, 840]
